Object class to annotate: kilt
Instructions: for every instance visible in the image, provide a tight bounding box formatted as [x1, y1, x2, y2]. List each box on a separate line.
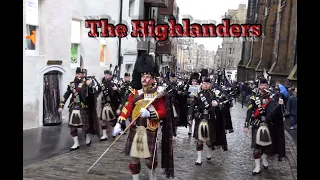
[194, 119, 216, 143]
[68, 108, 90, 132]
[100, 104, 118, 127]
[125, 125, 158, 161]
[251, 127, 271, 151]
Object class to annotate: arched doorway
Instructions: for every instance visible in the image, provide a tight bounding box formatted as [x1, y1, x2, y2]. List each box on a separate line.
[43, 70, 62, 126]
[39, 65, 66, 127]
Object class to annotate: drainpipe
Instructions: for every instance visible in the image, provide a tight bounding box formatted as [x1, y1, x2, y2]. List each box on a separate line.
[118, 0, 123, 74]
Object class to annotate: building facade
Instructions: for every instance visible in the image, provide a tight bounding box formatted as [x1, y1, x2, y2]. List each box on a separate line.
[237, 0, 297, 86]
[219, 4, 247, 81]
[214, 45, 223, 70]
[156, 0, 179, 75]
[23, 0, 168, 129]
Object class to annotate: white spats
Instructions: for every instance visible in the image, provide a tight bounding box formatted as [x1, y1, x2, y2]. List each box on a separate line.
[100, 129, 108, 140]
[71, 136, 80, 149]
[149, 170, 157, 180]
[196, 151, 202, 164]
[207, 148, 213, 160]
[86, 133, 92, 144]
[261, 154, 268, 167]
[132, 174, 140, 180]
[253, 159, 261, 173]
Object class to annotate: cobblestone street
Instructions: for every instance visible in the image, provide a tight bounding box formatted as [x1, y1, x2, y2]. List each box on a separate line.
[23, 103, 297, 180]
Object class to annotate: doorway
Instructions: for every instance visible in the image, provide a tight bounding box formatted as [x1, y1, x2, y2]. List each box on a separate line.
[43, 71, 62, 125]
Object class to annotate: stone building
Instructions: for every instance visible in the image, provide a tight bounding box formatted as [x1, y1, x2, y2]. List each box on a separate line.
[237, 0, 297, 86]
[156, 0, 179, 75]
[178, 15, 216, 72]
[220, 4, 247, 80]
[23, 0, 167, 129]
[214, 45, 223, 70]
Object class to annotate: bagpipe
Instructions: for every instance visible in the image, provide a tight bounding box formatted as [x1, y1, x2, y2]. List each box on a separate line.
[83, 69, 100, 93]
[106, 64, 123, 89]
[214, 89, 233, 107]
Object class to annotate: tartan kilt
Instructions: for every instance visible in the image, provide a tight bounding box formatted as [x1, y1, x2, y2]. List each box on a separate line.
[125, 125, 158, 161]
[193, 119, 216, 142]
[251, 127, 271, 151]
[68, 108, 90, 132]
[100, 104, 118, 127]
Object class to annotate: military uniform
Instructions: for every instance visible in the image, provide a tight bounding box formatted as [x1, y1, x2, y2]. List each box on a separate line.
[98, 70, 120, 140]
[187, 77, 218, 165]
[113, 54, 174, 180]
[166, 74, 179, 136]
[175, 79, 189, 128]
[59, 67, 99, 150]
[186, 72, 201, 136]
[244, 78, 285, 175]
[117, 73, 132, 133]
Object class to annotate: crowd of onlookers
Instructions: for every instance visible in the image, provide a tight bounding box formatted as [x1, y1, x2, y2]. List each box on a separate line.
[232, 81, 297, 130]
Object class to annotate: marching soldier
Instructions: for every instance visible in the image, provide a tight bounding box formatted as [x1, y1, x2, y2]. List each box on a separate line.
[187, 77, 218, 165]
[212, 89, 230, 151]
[243, 77, 285, 175]
[113, 54, 174, 180]
[98, 70, 120, 141]
[166, 73, 179, 136]
[117, 72, 131, 134]
[58, 67, 99, 151]
[175, 78, 189, 130]
[219, 87, 234, 134]
[186, 72, 201, 136]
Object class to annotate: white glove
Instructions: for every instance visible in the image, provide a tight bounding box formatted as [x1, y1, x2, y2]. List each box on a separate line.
[157, 86, 165, 96]
[140, 108, 150, 118]
[116, 109, 121, 115]
[112, 123, 122, 136]
[278, 98, 284, 105]
[112, 86, 118, 91]
[255, 99, 261, 106]
[211, 100, 218, 107]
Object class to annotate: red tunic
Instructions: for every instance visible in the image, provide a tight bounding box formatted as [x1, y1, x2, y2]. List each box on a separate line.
[118, 89, 166, 121]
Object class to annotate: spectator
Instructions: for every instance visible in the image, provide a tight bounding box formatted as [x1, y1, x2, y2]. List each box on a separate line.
[286, 88, 297, 130]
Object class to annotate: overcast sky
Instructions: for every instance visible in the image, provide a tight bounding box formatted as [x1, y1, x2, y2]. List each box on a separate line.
[176, 0, 247, 52]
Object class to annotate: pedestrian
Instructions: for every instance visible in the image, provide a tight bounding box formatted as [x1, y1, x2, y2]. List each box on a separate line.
[286, 88, 297, 130]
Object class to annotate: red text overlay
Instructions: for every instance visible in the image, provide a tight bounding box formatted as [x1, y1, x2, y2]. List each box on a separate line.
[85, 19, 262, 41]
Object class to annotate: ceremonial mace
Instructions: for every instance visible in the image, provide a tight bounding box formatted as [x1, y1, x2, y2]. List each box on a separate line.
[87, 86, 167, 173]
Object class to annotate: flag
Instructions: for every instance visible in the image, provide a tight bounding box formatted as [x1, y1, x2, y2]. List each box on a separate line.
[100, 45, 105, 63]
[26, 30, 36, 45]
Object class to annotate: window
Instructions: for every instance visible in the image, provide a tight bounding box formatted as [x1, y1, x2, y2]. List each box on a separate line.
[25, 25, 36, 50]
[144, 5, 150, 20]
[71, 20, 81, 68]
[129, 1, 134, 17]
[71, 44, 79, 64]
[25, 0, 39, 56]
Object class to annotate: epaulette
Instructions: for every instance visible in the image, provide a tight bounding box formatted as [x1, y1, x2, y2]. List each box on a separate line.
[129, 86, 135, 94]
[250, 95, 255, 101]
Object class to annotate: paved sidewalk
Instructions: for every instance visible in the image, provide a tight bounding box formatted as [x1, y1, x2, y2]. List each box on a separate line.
[23, 103, 297, 180]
